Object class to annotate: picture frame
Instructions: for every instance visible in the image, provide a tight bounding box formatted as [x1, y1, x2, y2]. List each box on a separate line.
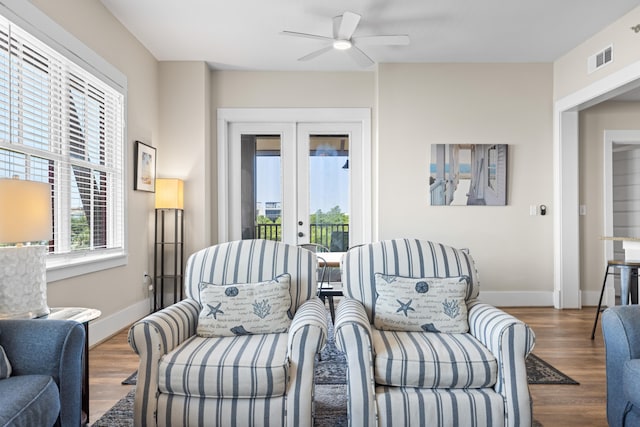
[429, 143, 508, 206]
[134, 140, 156, 192]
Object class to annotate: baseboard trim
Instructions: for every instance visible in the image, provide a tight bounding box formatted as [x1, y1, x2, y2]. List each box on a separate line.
[88, 298, 152, 347]
[479, 291, 554, 307]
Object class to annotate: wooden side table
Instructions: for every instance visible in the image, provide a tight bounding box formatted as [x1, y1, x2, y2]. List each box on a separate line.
[42, 307, 101, 424]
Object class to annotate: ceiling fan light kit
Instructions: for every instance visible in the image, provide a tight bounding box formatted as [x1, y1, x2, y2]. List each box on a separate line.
[333, 39, 352, 50]
[281, 11, 409, 67]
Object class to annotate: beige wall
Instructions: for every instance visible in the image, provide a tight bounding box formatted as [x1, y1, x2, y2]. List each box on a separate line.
[158, 61, 212, 256]
[211, 71, 375, 108]
[30, 0, 159, 340]
[554, 6, 640, 100]
[579, 101, 640, 295]
[377, 63, 554, 299]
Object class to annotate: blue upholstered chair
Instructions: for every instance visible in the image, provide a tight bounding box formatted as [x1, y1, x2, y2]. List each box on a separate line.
[334, 239, 536, 427]
[602, 305, 640, 426]
[129, 239, 328, 427]
[0, 319, 85, 427]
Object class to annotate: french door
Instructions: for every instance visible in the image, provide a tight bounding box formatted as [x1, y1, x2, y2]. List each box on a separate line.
[217, 108, 371, 250]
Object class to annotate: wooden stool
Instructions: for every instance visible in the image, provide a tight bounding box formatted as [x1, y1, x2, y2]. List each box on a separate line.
[591, 260, 640, 339]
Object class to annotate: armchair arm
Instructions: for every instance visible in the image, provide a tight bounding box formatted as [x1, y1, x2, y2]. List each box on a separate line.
[128, 298, 200, 427]
[334, 298, 377, 427]
[0, 319, 85, 427]
[468, 301, 535, 427]
[602, 305, 640, 427]
[287, 297, 328, 427]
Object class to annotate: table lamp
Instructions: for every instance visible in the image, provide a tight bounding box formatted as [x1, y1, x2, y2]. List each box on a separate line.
[0, 178, 52, 318]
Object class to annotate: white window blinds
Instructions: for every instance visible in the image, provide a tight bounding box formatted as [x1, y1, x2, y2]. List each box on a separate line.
[0, 16, 125, 261]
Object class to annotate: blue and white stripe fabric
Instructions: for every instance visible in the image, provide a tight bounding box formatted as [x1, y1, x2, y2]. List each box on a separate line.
[372, 329, 497, 388]
[185, 239, 316, 316]
[129, 239, 328, 427]
[334, 299, 377, 427]
[468, 300, 536, 426]
[335, 238, 535, 427]
[342, 239, 479, 322]
[376, 386, 505, 427]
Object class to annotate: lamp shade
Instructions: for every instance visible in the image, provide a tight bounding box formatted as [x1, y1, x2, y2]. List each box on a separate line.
[0, 179, 52, 244]
[155, 178, 184, 209]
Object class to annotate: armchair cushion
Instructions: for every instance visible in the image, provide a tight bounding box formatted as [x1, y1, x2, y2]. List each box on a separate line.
[197, 274, 292, 337]
[374, 274, 469, 333]
[0, 375, 60, 427]
[0, 345, 10, 378]
[372, 329, 497, 388]
[624, 359, 640, 408]
[159, 332, 289, 398]
[0, 319, 84, 427]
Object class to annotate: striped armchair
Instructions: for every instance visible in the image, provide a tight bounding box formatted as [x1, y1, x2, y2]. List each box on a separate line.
[128, 240, 328, 427]
[334, 239, 535, 427]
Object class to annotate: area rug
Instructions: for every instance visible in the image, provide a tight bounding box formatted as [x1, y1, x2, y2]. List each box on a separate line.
[526, 353, 579, 385]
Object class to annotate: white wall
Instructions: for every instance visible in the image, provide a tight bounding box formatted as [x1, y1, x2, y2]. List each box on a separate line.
[377, 63, 554, 305]
[30, 0, 160, 344]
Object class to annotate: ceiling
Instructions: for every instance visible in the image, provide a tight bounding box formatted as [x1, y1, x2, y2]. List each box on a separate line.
[99, 0, 640, 72]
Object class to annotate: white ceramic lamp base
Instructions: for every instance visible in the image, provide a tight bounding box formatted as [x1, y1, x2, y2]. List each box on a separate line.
[0, 246, 50, 318]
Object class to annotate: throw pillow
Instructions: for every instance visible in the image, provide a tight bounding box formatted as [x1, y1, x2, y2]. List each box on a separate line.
[374, 273, 469, 333]
[0, 345, 11, 379]
[197, 274, 292, 337]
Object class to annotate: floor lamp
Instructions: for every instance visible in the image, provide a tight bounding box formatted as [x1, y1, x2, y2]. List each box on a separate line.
[0, 178, 52, 318]
[154, 178, 184, 311]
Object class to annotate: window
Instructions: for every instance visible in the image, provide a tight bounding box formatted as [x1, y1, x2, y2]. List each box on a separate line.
[0, 16, 125, 277]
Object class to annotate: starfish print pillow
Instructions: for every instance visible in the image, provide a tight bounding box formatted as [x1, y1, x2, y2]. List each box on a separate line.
[373, 273, 469, 333]
[196, 273, 292, 337]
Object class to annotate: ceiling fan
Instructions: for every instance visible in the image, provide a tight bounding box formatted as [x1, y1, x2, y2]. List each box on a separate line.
[281, 11, 410, 67]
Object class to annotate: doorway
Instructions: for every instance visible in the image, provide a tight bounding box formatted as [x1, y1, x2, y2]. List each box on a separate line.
[217, 108, 372, 248]
[555, 62, 640, 309]
[603, 130, 640, 305]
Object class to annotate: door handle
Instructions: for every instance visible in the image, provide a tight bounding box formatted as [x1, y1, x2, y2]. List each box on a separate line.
[298, 232, 304, 237]
[298, 221, 303, 226]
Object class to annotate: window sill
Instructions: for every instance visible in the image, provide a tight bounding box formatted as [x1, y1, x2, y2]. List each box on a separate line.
[46, 250, 128, 282]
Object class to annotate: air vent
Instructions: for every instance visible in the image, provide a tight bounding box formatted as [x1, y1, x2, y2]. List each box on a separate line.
[588, 45, 613, 74]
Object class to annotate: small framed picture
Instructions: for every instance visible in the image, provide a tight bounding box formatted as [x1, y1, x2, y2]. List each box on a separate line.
[134, 141, 156, 192]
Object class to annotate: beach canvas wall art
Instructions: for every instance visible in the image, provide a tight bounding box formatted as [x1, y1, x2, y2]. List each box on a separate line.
[429, 144, 508, 206]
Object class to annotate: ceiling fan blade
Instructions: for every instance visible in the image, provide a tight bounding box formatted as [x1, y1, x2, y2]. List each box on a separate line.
[280, 31, 333, 42]
[347, 45, 374, 68]
[333, 11, 361, 40]
[353, 35, 410, 46]
[298, 45, 333, 62]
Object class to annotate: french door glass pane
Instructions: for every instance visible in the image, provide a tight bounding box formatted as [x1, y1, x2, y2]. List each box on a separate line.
[241, 134, 282, 241]
[308, 135, 349, 251]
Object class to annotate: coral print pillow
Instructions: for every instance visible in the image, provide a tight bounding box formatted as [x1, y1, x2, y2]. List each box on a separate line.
[197, 274, 292, 337]
[374, 273, 469, 333]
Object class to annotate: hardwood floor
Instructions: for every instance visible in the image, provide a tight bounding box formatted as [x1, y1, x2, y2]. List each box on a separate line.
[88, 328, 138, 423]
[88, 306, 608, 426]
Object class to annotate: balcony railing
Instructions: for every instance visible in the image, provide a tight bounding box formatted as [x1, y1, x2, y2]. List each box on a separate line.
[254, 223, 349, 251]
